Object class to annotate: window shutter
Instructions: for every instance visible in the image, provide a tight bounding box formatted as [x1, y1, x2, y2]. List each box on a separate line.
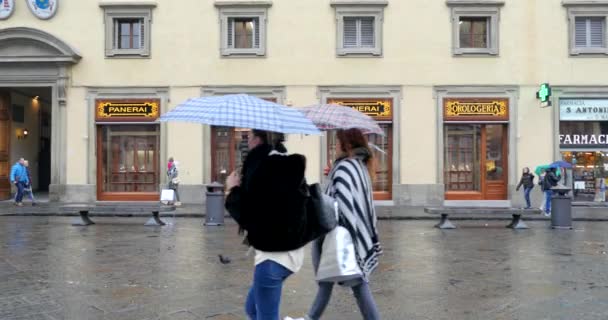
[360, 17, 375, 47]
[575, 17, 588, 47]
[254, 17, 260, 49]
[227, 18, 234, 48]
[139, 18, 145, 50]
[590, 17, 605, 47]
[343, 17, 358, 48]
[113, 19, 119, 49]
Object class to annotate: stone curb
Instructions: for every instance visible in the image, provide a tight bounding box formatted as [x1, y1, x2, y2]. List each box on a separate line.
[2, 212, 608, 222]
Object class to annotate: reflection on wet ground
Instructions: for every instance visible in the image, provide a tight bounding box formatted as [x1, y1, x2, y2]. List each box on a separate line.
[1, 217, 608, 320]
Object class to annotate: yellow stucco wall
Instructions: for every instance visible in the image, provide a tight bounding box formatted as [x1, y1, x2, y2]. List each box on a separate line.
[65, 88, 87, 185]
[166, 88, 204, 185]
[401, 86, 437, 184]
[2, 0, 606, 201]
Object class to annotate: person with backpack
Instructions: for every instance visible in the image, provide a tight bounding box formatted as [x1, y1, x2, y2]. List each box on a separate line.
[225, 129, 311, 320]
[542, 167, 560, 217]
[286, 128, 383, 320]
[516, 167, 535, 209]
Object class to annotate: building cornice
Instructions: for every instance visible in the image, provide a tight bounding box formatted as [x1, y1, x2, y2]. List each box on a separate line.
[562, 0, 608, 6]
[214, 1, 272, 8]
[446, 0, 504, 6]
[330, 0, 388, 7]
[99, 1, 157, 8]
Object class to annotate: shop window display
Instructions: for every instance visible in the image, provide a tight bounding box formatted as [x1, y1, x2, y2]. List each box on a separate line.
[562, 151, 608, 202]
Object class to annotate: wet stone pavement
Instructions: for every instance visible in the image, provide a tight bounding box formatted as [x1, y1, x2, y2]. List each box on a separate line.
[1, 217, 608, 320]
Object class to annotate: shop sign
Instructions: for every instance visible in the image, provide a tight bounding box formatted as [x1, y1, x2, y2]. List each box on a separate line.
[96, 100, 159, 121]
[328, 99, 392, 119]
[559, 134, 608, 146]
[560, 99, 608, 121]
[26, 0, 58, 20]
[0, 0, 15, 20]
[444, 99, 509, 121]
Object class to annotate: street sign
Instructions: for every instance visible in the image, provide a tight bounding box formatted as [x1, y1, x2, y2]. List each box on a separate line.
[536, 83, 552, 107]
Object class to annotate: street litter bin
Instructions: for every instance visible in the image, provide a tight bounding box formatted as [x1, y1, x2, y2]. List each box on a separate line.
[205, 182, 225, 226]
[550, 185, 572, 229]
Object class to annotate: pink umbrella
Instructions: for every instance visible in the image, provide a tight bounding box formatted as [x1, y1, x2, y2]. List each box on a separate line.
[298, 104, 384, 135]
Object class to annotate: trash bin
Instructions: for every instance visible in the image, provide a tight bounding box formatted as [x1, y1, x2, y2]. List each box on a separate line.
[550, 185, 572, 229]
[205, 182, 225, 226]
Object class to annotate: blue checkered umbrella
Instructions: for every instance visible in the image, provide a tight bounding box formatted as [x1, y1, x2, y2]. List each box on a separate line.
[159, 94, 321, 135]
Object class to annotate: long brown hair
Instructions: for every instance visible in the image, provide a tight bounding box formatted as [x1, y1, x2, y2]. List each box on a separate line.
[336, 128, 376, 182]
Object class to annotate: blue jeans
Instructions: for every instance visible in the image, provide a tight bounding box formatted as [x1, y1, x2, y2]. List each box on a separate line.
[523, 187, 532, 208]
[544, 190, 552, 213]
[245, 260, 293, 320]
[14, 182, 25, 203]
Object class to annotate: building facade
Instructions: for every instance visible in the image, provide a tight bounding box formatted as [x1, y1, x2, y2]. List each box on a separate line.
[1, 0, 607, 206]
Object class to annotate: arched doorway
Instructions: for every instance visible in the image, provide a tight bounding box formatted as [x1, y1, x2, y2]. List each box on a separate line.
[0, 27, 80, 201]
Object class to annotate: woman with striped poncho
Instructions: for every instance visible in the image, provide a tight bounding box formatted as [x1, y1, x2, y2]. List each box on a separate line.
[286, 128, 383, 320]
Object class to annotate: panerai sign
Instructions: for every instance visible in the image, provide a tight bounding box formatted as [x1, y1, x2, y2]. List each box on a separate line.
[96, 100, 159, 121]
[328, 99, 392, 118]
[560, 99, 608, 121]
[560, 134, 608, 145]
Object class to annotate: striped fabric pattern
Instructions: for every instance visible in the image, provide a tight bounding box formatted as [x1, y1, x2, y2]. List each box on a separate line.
[298, 104, 384, 135]
[159, 94, 321, 135]
[326, 157, 382, 280]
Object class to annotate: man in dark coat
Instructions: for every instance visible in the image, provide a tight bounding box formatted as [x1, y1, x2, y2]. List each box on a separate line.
[542, 168, 560, 216]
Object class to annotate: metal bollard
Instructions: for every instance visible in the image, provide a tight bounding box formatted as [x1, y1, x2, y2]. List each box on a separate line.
[204, 182, 225, 226]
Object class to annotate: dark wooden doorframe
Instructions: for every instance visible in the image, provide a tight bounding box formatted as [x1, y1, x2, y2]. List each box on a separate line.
[445, 124, 508, 200]
[96, 125, 160, 201]
[0, 91, 10, 200]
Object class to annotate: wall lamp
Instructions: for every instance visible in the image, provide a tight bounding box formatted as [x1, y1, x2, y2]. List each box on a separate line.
[17, 128, 29, 140]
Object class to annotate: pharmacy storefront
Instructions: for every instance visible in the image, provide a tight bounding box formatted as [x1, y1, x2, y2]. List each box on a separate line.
[559, 98, 608, 202]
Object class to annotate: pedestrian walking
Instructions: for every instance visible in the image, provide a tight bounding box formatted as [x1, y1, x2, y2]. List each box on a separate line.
[9, 158, 28, 207]
[286, 128, 383, 320]
[21, 160, 36, 206]
[516, 167, 535, 209]
[166, 157, 181, 206]
[542, 167, 560, 217]
[225, 129, 313, 320]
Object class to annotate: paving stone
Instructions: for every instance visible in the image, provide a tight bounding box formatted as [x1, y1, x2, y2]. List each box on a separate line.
[2, 217, 608, 319]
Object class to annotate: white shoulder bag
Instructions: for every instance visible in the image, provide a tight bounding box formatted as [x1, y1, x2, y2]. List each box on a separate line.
[315, 202, 362, 283]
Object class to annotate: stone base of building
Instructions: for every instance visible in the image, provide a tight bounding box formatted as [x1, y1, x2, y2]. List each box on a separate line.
[176, 184, 207, 205]
[393, 184, 444, 206]
[49, 184, 96, 202]
[49, 184, 207, 204]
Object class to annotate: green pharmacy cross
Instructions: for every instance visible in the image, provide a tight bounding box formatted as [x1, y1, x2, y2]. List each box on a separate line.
[536, 83, 552, 107]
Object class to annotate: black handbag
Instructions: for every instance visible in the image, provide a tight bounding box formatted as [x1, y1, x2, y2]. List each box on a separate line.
[306, 183, 338, 238]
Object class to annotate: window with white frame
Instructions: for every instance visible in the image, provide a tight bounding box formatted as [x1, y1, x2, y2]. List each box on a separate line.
[343, 17, 375, 49]
[115, 18, 144, 50]
[228, 17, 260, 49]
[215, 1, 271, 56]
[575, 17, 606, 49]
[447, 0, 503, 55]
[563, 1, 608, 55]
[100, 3, 155, 57]
[331, 1, 387, 56]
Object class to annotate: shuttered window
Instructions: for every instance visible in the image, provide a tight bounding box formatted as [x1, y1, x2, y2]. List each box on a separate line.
[228, 17, 260, 49]
[343, 17, 375, 48]
[219, 8, 266, 56]
[575, 17, 606, 48]
[102, 4, 153, 58]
